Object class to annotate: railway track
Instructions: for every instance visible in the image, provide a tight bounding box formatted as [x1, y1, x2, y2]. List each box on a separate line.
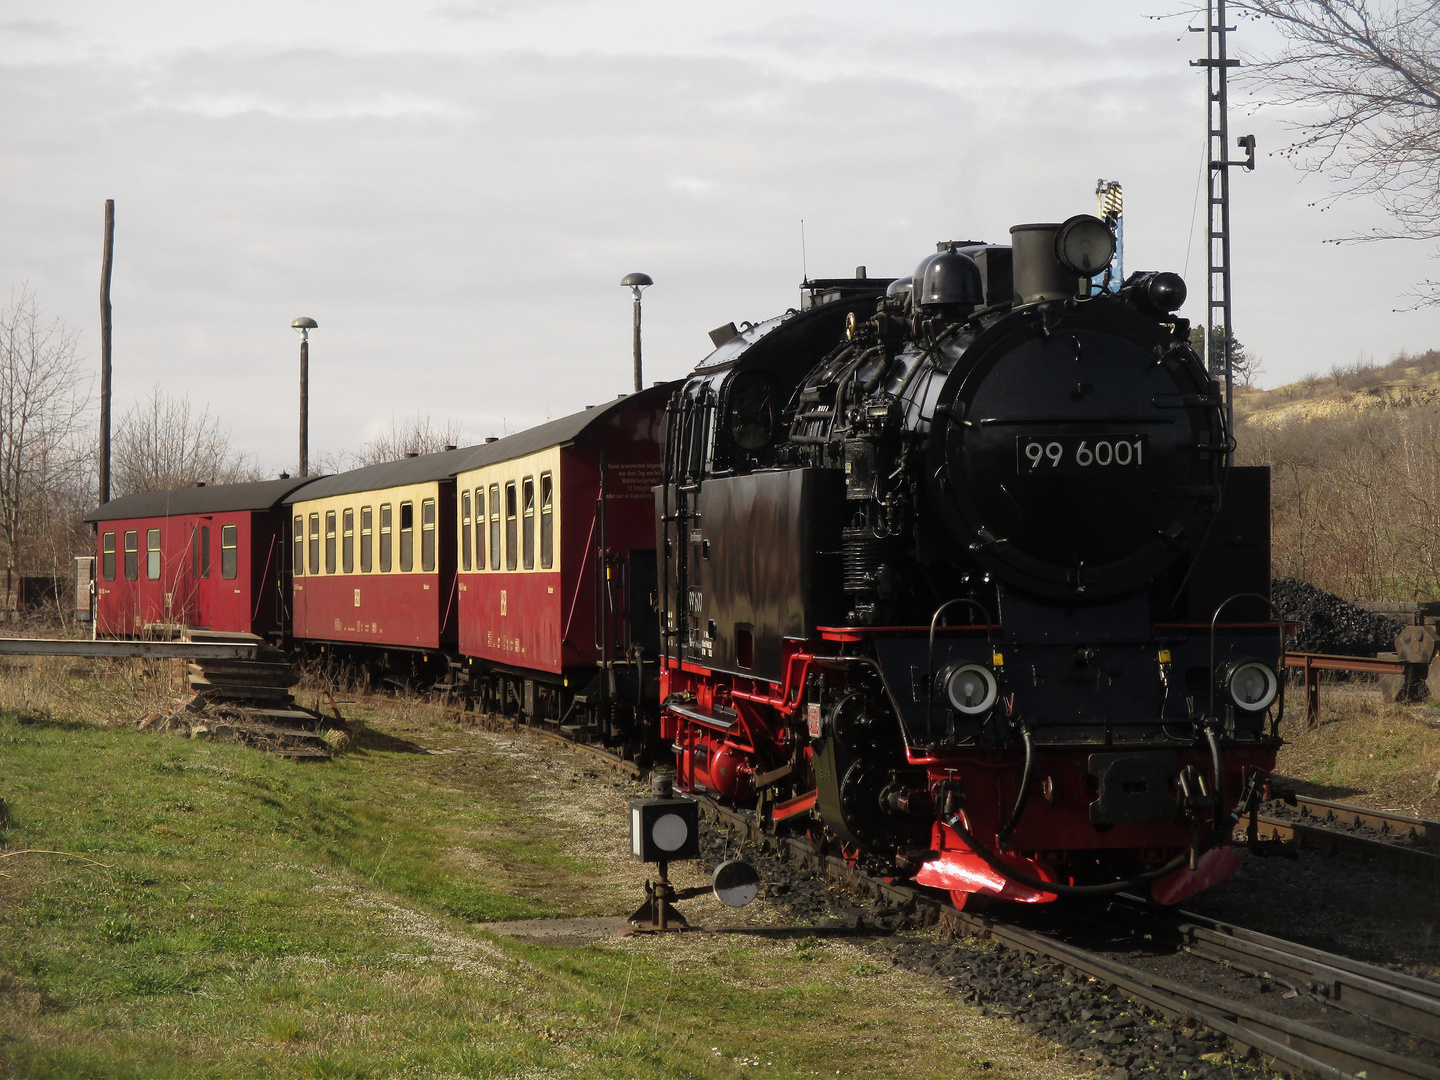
[1256, 794, 1440, 879]
[507, 720, 1440, 1079]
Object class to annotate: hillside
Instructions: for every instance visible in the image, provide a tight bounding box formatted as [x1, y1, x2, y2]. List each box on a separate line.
[1232, 348, 1440, 602]
[1235, 348, 1440, 427]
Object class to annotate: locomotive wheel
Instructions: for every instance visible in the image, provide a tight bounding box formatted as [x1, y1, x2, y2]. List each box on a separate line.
[950, 890, 971, 911]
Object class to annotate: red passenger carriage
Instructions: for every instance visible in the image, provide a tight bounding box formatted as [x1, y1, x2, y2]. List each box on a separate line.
[85, 477, 316, 638]
[451, 388, 669, 732]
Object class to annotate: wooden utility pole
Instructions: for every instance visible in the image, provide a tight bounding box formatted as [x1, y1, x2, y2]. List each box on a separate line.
[99, 199, 114, 504]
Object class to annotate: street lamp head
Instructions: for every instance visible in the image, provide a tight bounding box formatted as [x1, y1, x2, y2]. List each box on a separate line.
[291, 316, 318, 331]
[620, 273, 653, 289]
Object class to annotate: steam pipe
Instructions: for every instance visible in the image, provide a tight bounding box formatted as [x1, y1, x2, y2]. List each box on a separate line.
[996, 725, 1035, 850]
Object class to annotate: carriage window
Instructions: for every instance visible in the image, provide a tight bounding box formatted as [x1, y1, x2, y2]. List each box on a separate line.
[220, 524, 237, 580]
[199, 526, 210, 579]
[342, 508, 354, 573]
[461, 490, 472, 573]
[102, 532, 115, 581]
[124, 530, 139, 581]
[474, 489, 486, 570]
[505, 482, 518, 571]
[421, 498, 436, 573]
[521, 477, 535, 570]
[146, 529, 161, 580]
[293, 516, 304, 576]
[400, 501, 414, 572]
[308, 513, 320, 576]
[489, 484, 501, 571]
[325, 510, 337, 574]
[360, 506, 373, 573]
[380, 504, 392, 572]
[540, 472, 554, 569]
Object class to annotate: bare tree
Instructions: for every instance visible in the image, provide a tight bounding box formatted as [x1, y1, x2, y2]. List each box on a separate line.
[1189, 325, 1264, 386]
[1234, 1, 1440, 300]
[112, 385, 262, 496]
[351, 414, 465, 467]
[0, 287, 91, 617]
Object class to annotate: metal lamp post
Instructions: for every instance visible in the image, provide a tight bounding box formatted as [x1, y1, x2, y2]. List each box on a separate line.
[620, 273, 652, 393]
[292, 317, 317, 476]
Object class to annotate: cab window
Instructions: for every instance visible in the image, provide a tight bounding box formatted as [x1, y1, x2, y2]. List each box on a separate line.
[220, 524, 238, 580]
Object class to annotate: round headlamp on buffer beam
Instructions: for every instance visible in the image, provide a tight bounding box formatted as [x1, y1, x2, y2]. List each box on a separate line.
[621, 272, 653, 395]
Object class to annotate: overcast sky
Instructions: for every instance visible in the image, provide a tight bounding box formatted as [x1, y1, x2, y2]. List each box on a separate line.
[4, 1, 1438, 476]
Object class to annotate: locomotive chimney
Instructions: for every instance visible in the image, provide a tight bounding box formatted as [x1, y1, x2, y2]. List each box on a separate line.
[1009, 223, 1083, 305]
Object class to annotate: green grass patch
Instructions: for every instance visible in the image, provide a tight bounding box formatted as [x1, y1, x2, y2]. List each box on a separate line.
[0, 693, 1075, 1079]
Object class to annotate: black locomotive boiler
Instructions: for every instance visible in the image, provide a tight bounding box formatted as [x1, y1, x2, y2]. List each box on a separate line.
[657, 214, 1284, 907]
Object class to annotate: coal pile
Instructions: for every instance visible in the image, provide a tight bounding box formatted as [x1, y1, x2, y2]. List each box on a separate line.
[1272, 577, 1400, 656]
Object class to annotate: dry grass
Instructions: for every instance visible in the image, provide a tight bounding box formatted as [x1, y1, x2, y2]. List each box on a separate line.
[1278, 680, 1440, 817]
[0, 653, 186, 728]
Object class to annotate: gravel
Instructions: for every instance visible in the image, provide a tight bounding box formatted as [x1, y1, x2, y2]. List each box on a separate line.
[1272, 577, 1401, 656]
[699, 826, 1267, 1080]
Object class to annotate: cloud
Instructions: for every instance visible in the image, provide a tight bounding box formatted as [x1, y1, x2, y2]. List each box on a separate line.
[0, 8, 1436, 481]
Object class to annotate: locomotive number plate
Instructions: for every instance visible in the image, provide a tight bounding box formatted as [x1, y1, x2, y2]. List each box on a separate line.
[1016, 434, 1148, 473]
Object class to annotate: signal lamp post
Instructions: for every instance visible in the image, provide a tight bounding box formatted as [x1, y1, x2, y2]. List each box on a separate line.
[292, 317, 317, 476]
[620, 273, 652, 394]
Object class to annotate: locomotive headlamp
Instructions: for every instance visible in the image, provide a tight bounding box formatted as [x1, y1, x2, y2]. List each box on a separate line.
[941, 663, 999, 715]
[1054, 214, 1116, 277]
[1144, 272, 1187, 313]
[1222, 660, 1278, 713]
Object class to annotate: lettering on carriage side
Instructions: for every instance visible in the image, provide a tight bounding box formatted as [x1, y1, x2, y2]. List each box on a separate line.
[500, 589, 507, 616]
[354, 588, 361, 607]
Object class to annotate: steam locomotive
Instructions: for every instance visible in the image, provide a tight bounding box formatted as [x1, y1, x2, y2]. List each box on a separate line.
[656, 215, 1284, 906]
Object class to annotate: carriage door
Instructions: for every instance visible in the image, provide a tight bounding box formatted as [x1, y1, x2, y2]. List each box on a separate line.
[190, 518, 213, 628]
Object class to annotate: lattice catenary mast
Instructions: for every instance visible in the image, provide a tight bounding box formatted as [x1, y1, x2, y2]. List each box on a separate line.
[1191, 0, 1256, 464]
